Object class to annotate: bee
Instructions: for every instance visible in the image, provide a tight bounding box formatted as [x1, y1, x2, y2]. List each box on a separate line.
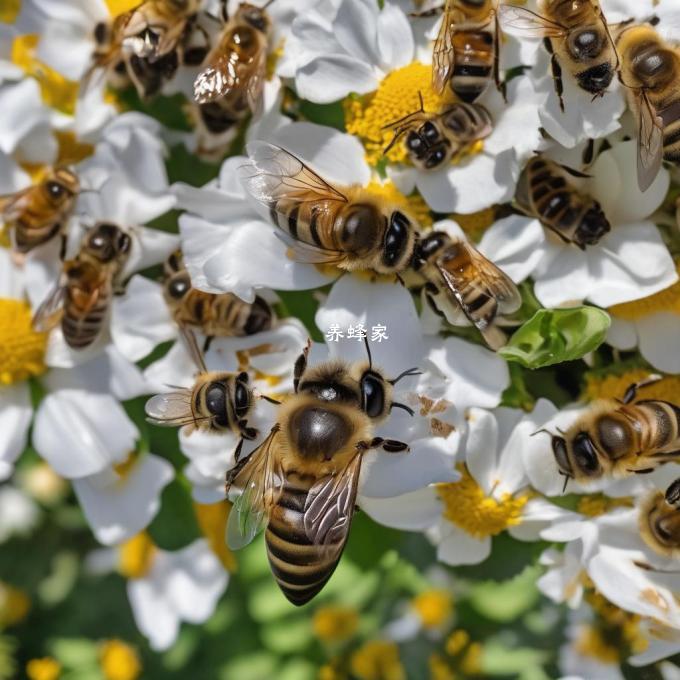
[639, 478, 680, 559]
[536, 375, 680, 489]
[32, 223, 131, 349]
[0, 168, 80, 257]
[430, 0, 506, 103]
[193, 1, 273, 124]
[383, 94, 494, 171]
[145, 327, 267, 452]
[411, 231, 520, 349]
[500, 1, 619, 111]
[238, 142, 419, 276]
[88, 13, 133, 90]
[616, 23, 680, 192]
[225, 339, 419, 605]
[515, 156, 611, 249]
[163, 250, 274, 349]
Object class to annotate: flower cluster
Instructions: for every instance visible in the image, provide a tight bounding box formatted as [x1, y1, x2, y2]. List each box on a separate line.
[3, 0, 680, 678]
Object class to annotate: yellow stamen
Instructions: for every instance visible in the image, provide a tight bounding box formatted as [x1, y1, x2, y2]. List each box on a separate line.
[312, 604, 359, 643]
[583, 370, 680, 404]
[193, 501, 238, 573]
[364, 180, 432, 228]
[118, 532, 157, 579]
[0, 0, 21, 24]
[451, 207, 497, 242]
[26, 658, 61, 680]
[610, 264, 680, 320]
[344, 62, 451, 166]
[350, 640, 406, 680]
[11, 35, 79, 116]
[575, 625, 620, 664]
[55, 131, 95, 166]
[99, 640, 142, 680]
[113, 452, 138, 480]
[0, 299, 47, 385]
[576, 494, 633, 518]
[411, 589, 453, 629]
[104, 0, 142, 17]
[267, 41, 285, 80]
[437, 466, 529, 540]
[0, 581, 30, 628]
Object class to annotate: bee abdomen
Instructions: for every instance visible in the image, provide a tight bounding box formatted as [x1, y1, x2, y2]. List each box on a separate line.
[637, 401, 680, 451]
[62, 296, 109, 349]
[14, 219, 61, 252]
[265, 485, 341, 606]
[451, 31, 494, 102]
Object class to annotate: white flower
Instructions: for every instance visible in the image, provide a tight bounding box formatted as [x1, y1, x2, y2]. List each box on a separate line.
[481, 139, 677, 308]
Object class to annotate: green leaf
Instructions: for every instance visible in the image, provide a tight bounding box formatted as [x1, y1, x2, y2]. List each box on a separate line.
[147, 478, 200, 550]
[468, 566, 542, 622]
[499, 307, 611, 369]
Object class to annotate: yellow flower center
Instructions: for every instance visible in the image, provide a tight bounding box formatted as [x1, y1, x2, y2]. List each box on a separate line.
[11, 35, 79, 116]
[193, 501, 238, 573]
[0, 581, 30, 628]
[452, 207, 497, 242]
[365, 180, 432, 228]
[26, 658, 61, 680]
[0, 0, 21, 23]
[437, 466, 529, 540]
[350, 640, 405, 680]
[0, 298, 47, 386]
[575, 625, 620, 664]
[576, 494, 633, 518]
[118, 532, 157, 579]
[105, 0, 142, 17]
[411, 589, 453, 629]
[583, 370, 680, 403]
[99, 640, 142, 680]
[344, 62, 451, 166]
[610, 264, 680, 320]
[312, 604, 359, 643]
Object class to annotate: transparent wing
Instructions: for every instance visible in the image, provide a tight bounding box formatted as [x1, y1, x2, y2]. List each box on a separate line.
[144, 390, 196, 426]
[273, 231, 348, 266]
[178, 325, 207, 373]
[32, 282, 66, 332]
[303, 452, 362, 558]
[498, 5, 567, 38]
[0, 188, 29, 221]
[245, 45, 267, 117]
[226, 426, 283, 550]
[432, 8, 456, 93]
[238, 141, 348, 207]
[637, 91, 664, 193]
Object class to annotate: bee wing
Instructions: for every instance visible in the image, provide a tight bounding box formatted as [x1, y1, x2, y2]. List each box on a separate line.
[437, 240, 521, 329]
[226, 426, 284, 550]
[497, 5, 567, 38]
[245, 45, 267, 118]
[144, 390, 198, 426]
[636, 91, 664, 193]
[32, 281, 66, 332]
[0, 188, 30, 221]
[432, 8, 456, 93]
[303, 452, 362, 557]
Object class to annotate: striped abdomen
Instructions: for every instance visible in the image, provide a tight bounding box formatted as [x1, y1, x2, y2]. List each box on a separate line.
[265, 475, 345, 606]
[621, 401, 680, 457]
[268, 198, 344, 252]
[63, 286, 110, 349]
[450, 30, 494, 102]
[14, 214, 62, 253]
[442, 102, 493, 143]
[659, 100, 680, 164]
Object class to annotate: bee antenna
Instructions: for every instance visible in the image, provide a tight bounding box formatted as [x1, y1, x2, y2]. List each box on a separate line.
[561, 474, 569, 494]
[530, 428, 552, 438]
[262, 0, 277, 7]
[363, 335, 373, 369]
[390, 367, 423, 385]
[391, 401, 415, 417]
[258, 393, 281, 405]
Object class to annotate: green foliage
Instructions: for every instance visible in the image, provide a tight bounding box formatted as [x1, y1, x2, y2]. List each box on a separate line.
[499, 306, 611, 369]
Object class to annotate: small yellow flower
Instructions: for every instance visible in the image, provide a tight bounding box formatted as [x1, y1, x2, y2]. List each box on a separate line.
[576, 494, 633, 518]
[194, 501, 238, 573]
[575, 624, 620, 664]
[411, 589, 453, 629]
[445, 629, 470, 657]
[451, 208, 497, 243]
[99, 639, 142, 680]
[312, 605, 359, 643]
[118, 533, 157, 579]
[26, 658, 61, 680]
[460, 642, 482, 676]
[0, 581, 31, 628]
[429, 653, 456, 680]
[0, 298, 47, 385]
[350, 640, 405, 680]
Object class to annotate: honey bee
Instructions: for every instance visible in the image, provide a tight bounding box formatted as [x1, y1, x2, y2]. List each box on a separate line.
[515, 156, 611, 249]
[225, 340, 419, 605]
[0, 168, 80, 257]
[238, 142, 419, 276]
[383, 94, 494, 171]
[500, 1, 619, 111]
[163, 250, 274, 349]
[145, 327, 266, 452]
[411, 231, 520, 349]
[32, 223, 131, 349]
[616, 23, 680, 192]
[430, 0, 506, 103]
[193, 1, 273, 123]
[639, 478, 680, 559]
[536, 375, 680, 489]
[88, 13, 134, 90]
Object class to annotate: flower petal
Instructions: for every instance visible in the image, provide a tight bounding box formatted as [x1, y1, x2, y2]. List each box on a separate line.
[436, 523, 492, 566]
[637, 313, 680, 374]
[359, 487, 442, 530]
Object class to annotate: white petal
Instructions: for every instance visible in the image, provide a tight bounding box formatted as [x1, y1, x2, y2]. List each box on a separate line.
[0, 486, 39, 542]
[376, 3, 414, 70]
[437, 523, 492, 566]
[334, 0, 380, 65]
[637, 313, 680, 374]
[143, 340, 196, 393]
[359, 487, 442, 530]
[0, 383, 32, 480]
[296, 54, 378, 103]
[606, 317, 638, 351]
[532, 245, 594, 307]
[73, 454, 174, 545]
[465, 408, 499, 495]
[0, 80, 49, 156]
[33, 391, 138, 479]
[36, 24, 93, 80]
[111, 276, 176, 363]
[127, 226, 180, 276]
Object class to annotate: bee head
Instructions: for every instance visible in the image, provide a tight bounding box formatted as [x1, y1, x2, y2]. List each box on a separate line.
[575, 203, 610, 248]
[238, 4, 271, 33]
[85, 223, 131, 263]
[576, 62, 615, 95]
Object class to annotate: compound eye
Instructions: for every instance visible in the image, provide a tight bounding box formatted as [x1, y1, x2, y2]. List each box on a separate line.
[361, 373, 385, 419]
[168, 275, 190, 299]
[245, 11, 266, 32]
[206, 382, 227, 418]
[422, 122, 439, 142]
[406, 133, 422, 151]
[382, 211, 411, 268]
[573, 432, 600, 474]
[551, 437, 572, 476]
[46, 181, 66, 199]
[118, 232, 131, 254]
[425, 147, 447, 168]
[234, 380, 250, 418]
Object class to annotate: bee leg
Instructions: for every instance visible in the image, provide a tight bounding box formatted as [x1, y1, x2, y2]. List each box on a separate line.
[226, 453, 250, 490]
[59, 231, 67, 261]
[239, 422, 258, 440]
[232, 438, 244, 463]
[666, 478, 680, 506]
[293, 339, 311, 393]
[381, 440, 410, 453]
[220, 0, 228, 22]
[631, 468, 655, 474]
[622, 374, 663, 404]
[494, 12, 507, 103]
[408, 8, 441, 18]
[202, 334, 214, 354]
[544, 38, 564, 113]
